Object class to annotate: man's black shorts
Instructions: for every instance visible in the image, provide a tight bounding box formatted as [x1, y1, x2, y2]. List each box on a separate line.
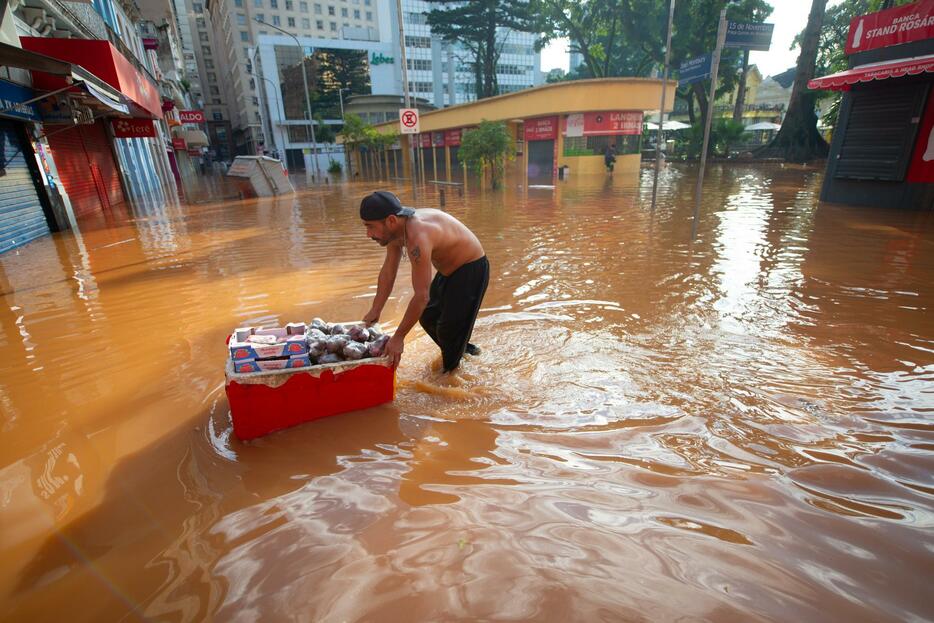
[419, 256, 490, 372]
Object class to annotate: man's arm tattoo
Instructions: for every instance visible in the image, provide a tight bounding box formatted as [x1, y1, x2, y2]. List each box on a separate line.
[410, 245, 421, 261]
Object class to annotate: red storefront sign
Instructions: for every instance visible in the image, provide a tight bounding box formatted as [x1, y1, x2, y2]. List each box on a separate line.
[908, 88, 934, 182]
[162, 99, 175, 112]
[524, 116, 558, 141]
[111, 118, 156, 138]
[572, 111, 643, 136]
[172, 137, 186, 150]
[179, 110, 206, 123]
[142, 38, 159, 51]
[419, 133, 432, 148]
[432, 131, 445, 147]
[444, 128, 461, 146]
[21, 37, 163, 118]
[846, 0, 934, 55]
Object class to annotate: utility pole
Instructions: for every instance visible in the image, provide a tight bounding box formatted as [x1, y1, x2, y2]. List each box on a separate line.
[692, 7, 727, 240]
[651, 0, 675, 213]
[395, 0, 417, 195]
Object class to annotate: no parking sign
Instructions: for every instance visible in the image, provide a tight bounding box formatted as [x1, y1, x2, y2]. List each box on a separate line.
[399, 108, 419, 134]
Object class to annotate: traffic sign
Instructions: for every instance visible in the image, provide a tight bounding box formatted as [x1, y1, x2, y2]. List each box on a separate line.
[679, 54, 712, 86]
[399, 108, 419, 134]
[725, 22, 774, 51]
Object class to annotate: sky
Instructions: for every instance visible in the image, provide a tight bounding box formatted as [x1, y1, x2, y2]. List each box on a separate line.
[540, 0, 844, 79]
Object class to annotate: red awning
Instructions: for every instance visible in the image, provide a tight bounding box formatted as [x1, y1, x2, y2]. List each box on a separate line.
[19, 37, 162, 119]
[809, 54, 934, 91]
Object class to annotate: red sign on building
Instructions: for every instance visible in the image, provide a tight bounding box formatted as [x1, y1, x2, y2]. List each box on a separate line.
[524, 116, 558, 141]
[908, 90, 934, 182]
[419, 133, 432, 148]
[179, 110, 206, 123]
[142, 38, 159, 51]
[444, 128, 462, 146]
[578, 111, 643, 136]
[111, 118, 156, 138]
[172, 137, 186, 150]
[846, 0, 934, 55]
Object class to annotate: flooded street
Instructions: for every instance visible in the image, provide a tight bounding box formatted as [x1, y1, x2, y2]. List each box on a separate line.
[1, 165, 932, 621]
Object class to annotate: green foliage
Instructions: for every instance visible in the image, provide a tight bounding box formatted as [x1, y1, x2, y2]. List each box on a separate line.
[313, 114, 336, 144]
[426, 1, 535, 99]
[458, 120, 515, 189]
[679, 118, 747, 158]
[328, 159, 342, 174]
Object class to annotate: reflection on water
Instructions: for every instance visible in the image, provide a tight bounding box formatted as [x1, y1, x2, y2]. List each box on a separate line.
[1, 165, 932, 622]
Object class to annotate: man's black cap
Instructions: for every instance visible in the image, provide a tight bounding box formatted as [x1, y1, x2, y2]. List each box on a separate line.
[360, 190, 416, 221]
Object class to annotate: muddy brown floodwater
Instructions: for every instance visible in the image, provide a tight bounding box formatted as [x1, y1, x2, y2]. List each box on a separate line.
[0, 164, 932, 622]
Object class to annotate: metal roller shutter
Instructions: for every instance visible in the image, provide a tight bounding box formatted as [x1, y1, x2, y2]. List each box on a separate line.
[0, 120, 50, 253]
[47, 120, 125, 219]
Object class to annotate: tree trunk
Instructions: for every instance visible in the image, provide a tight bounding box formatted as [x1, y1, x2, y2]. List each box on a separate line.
[764, 0, 829, 162]
[692, 82, 709, 125]
[733, 49, 750, 123]
[686, 92, 696, 125]
[483, 8, 496, 97]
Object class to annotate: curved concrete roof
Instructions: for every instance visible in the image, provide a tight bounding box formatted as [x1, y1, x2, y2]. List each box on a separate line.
[373, 77, 678, 134]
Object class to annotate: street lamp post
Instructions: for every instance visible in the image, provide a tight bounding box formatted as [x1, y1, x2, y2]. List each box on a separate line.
[253, 17, 320, 179]
[338, 87, 351, 177]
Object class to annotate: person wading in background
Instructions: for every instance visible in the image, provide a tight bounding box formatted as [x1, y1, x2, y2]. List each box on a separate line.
[360, 191, 489, 372]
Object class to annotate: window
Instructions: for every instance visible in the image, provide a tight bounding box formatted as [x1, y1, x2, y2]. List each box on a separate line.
[340, 7, 347, 16]
[353, 9, 359, 18]
[193, 2, 203, 11]
[207, 72, 217, 81]
[213, 98, 222, 104]
[314, 3, 321, 13]
[210, 85, 220, 94]
[204, 59, 214, 68]
[365, 11, 371, 20]
[270, 0, 278, 7]
[255, 112, 261, 122]
[407, 81, 433, 93]
[196, 17, 206, 28]
[330, 21, 336, 30]
[364, 0, 370, 5]
[563, 134, 641, 157]
[213, 111, 223, 120]
[199, 31, 210, 41]
[254, 0, 262, 6]
[327, 5, 334, 15]
[285, 0, 293, 9]
[236, 13, 246, 24]
[316, 19, 323, 28]
[302, 17, 310, 28]
[272, 15, 280, 25]
[407, 58, 431, 71]
[252, 96, 259, 105]
[288, 17, 295, 26]
[235, 0, 243, 6]
[405, 11, 426, 25]
[240, 30, 250, 41]
[300, 1, 308, 11]
[202, 45, 212, 55]
[256, 12, 264, 20]
[405, 35, 431, 48]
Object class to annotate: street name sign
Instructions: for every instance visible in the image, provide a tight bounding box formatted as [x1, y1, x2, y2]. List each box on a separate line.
[725, 22, 774, 51]
[679, 54, 712, 86]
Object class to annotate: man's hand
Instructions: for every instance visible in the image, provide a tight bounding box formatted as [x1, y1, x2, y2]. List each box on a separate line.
[362, 308, 380, 326]
[384, 334, 404, 368]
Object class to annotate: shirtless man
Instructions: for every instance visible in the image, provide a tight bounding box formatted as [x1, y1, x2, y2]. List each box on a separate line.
[360, 190, 489, 371]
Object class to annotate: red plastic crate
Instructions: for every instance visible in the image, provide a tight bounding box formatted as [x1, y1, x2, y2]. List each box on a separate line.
[225, 361, 396, 440]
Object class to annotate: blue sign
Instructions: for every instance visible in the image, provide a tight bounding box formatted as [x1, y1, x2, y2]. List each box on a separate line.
[679, 54, 712, 86]
[725, 22, 774, 52]
[0, 80, 40, 121]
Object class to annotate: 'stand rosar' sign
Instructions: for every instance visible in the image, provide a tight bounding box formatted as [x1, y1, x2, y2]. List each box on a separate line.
[847, 0, 934, 54]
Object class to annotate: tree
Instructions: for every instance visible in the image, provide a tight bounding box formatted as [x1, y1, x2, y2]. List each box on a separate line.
[762, 0, 829, 162]
[459, 120, 515, 188]
[426, 1, 535, 99]
[534, 0, 770, 121]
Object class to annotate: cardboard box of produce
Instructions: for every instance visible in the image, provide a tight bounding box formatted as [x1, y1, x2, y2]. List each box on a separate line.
[231, 355, 312, 374]
[228, 323, 308, 360]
